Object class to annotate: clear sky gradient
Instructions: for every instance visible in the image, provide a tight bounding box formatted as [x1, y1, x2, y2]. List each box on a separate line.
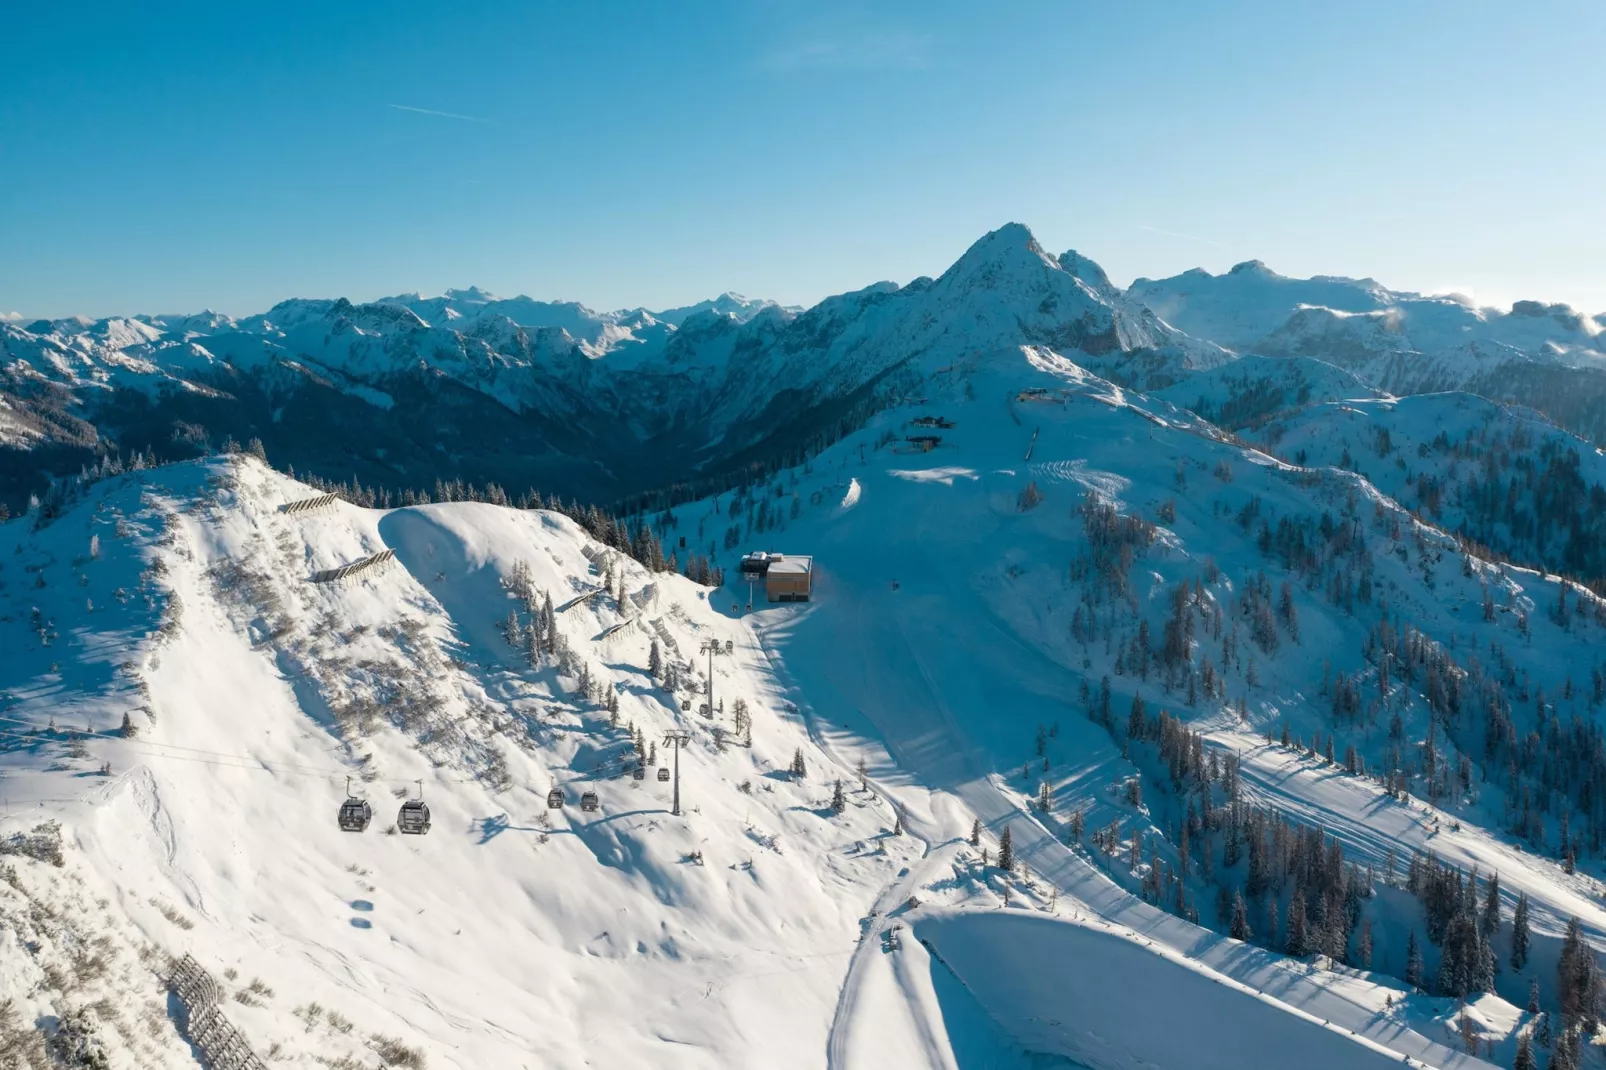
[4, 0, 1603, 319]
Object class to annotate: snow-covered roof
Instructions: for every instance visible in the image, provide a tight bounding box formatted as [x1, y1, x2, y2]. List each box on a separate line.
[767, 556, 812, 575]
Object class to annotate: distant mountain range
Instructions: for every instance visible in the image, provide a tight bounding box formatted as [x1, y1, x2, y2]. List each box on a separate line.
[5, 225, 1604, 514]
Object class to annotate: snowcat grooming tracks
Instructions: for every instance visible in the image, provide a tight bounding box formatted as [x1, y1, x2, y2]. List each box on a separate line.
[165, 954, 269, 1070]
[311, 548, 396, 585]
[280, 492, 339, 515]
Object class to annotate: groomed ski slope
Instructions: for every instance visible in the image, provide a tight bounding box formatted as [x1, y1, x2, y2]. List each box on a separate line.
[739, 349, 1586, 1068]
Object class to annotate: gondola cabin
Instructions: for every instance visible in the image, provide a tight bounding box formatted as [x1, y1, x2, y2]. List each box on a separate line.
[657, 767, 671, 782]
[398, 799, 431, 835]
[338, 796, 372, 833]
[547, 787, 566, 809]
[581, 791, 600, 813]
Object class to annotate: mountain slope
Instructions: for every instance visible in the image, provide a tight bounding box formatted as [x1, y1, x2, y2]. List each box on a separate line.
[0, 457, 930, 1069]
[0, 225, 1229, 517]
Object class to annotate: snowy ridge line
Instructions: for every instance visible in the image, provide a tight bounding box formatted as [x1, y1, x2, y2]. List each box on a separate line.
[311, 548, 396, 585]
[165, 954, 268, 1070]
[280, 493, 339, 515]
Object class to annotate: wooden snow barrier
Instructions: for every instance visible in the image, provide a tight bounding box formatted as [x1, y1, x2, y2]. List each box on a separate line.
[311, 548, 396, 585]
[597, 617, 635, 640]
[165, 954, 268, 1070]
[281, 493, 340, 515]
[558, 588, 604, 612]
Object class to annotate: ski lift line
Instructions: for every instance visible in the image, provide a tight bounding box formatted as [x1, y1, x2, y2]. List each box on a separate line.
[0, 724, 472, 787]
[0, 714, 351, 776]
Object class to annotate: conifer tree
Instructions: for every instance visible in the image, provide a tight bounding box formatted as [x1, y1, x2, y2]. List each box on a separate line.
[1552, 1025, 1580, 1070]
[1285, 895, 1309, 956]
[1512, 891, 1531, 970]
[542, 591, 556, 654]
[969, 818, 982, 847]
[1481, 871, 1502, 940]
[1127, 695, 1146, 740]
[1557, 915, 1601, 1025]
[998, 825, 1014, 872]
[1230, 890, 1252, 941]
[1513, 1032, 1536, 1070]
[830, 779, 846, 815]
[790, 748, 807, 779]
[1406, 929, 1425, 989]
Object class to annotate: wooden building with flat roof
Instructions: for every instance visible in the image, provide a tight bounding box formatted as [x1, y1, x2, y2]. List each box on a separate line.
[763, 555, 813, 602]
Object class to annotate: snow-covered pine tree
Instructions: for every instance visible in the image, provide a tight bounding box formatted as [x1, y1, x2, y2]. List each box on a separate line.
[1230, 890, 1251, 941]
[998, 826, 1014, 871]
[969, 818, 981, 847]
[542, 591, 556, 654]
[1552, 1024, 1580, 1070]
[1477, 873, 1503, 938]
[830, 780, 845, 815]
[1557, 915, 1602, 1025]
[1405, 929, 1425, 989]
[1284, 896, 1309, 957]
[1512, 891, 1531, 970]
[649, 638, 662, 679]
[1513, 1032, 1536, 1070]
[790, 748, 807, 779]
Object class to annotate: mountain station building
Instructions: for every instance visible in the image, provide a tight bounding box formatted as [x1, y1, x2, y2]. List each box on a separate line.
[739, 552, 814, 602]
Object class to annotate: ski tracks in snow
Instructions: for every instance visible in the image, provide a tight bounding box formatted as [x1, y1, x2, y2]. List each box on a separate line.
[749, 605, 951, 1070]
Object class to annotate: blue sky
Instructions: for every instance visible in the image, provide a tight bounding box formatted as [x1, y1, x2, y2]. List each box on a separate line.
[3, 0, 1603, 318]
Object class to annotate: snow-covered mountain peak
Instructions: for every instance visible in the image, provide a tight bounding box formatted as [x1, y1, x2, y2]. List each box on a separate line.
[442, 284, 499, 303]
[648, 291, 799, 327]
[1056, 248, 1118, 297]
[937, 222, 1060, 286]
